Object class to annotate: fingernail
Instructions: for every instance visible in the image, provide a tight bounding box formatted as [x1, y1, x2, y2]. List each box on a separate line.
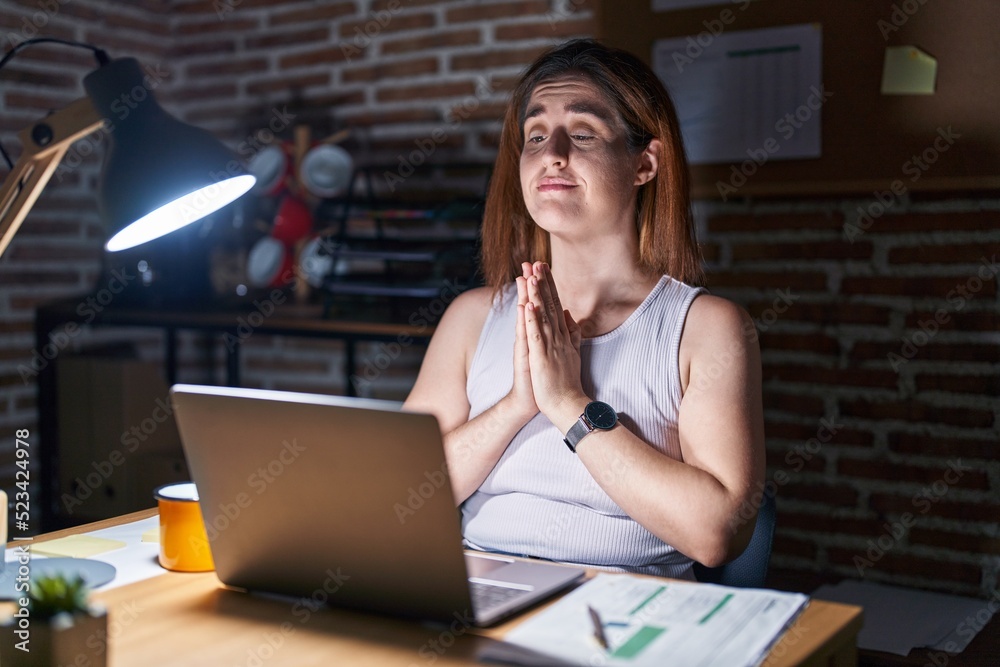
[531, 277, 537, 286]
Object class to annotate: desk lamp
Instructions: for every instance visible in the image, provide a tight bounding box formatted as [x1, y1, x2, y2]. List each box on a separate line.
[0, 38, 256, 260]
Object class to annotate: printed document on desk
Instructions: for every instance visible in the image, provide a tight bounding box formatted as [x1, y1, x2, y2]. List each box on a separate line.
[486, 573, 808, 667]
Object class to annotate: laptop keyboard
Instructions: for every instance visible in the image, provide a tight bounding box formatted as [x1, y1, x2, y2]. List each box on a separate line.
[470, 582, 529, 614]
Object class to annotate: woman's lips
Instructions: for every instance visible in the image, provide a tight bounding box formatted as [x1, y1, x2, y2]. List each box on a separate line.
[538, 179, 577, 191]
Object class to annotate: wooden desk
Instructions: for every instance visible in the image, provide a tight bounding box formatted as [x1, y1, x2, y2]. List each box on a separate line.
[8, 510, 863, 667]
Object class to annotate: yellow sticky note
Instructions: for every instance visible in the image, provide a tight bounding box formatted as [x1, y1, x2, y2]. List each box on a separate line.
[141, 528, 160, 544]
[881, 46, 937, 95]
[32, 535, 127, 558]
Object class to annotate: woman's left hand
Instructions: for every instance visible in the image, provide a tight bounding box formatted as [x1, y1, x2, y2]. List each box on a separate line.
[522, 262, 587, 419]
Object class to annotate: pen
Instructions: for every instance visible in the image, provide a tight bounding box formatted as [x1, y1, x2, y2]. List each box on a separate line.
[588, 605, 609, 650]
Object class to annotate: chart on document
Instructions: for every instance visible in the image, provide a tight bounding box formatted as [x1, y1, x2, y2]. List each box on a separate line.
[496, 573, 809, 667]
[653, 23, 823, 165]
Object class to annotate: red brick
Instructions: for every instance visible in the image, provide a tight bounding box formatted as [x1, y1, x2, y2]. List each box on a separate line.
[759, 332, 839, 356]
[915, 373, 1000, 396]
[9, 44, 92, 67]
[0, 67, 76, 89]
[839, 398, 994, 429]
[908, 528, 1000, 555]
[765, 448, 825, 472]
[837, 458, 990, 490]
[279, 47, 351, 69]
[708, 213, 844, 233]
[341, 108, 441, 127]
[747, 300, 891, 327]
[887, 432, 996, 460]
[176, 17, 259, 36]
[105, 8, 171, 36]
[862, 211, 1000, 233]
[245, 358, 331, 373]
[762, 364, 898, 390]
[488, 74, 523, 93]
[780, 483, 859, 507]
[905, 310, 999, 332]
[731, 241, 873, 262]
[451, 46, 551, 71]
[269, 3, 356, 27]
[495, 18, 594, 40]
[376, 80, 475, 102]
[373, 0, 455, 9]
[762, 390, 825, 417]
[446, 1, 550, 23]
[167, 39, 238, 59]
[8, 220, 82, 238]
[341, 57, 438, 83]
[0, 270, 80, 285]
[339, 12, 436, 37]
[765, 420, 874, 447]
[779, 510, 886, 537]
[888, 243, 1000, 264]
[367, 134, 466, 153]
[0, 321, 33, 335]
[701, 242, 720, 263]
[246, 73, 329, 96]
[772, 534, 817, 560]
[849, 341, 999, 364]
[3, 91, 77, 112]
[706, 271, 828, 292]
[447, 101, 507, 123]
[841, 275, 996, 299]
[871, 494, 1000, 522]
[188, 58, 269, 78]
[478, 132, 500, 149]
[827, 548, 982, 586]
[381, 28, 481, 55]
[246, 27, 331, 49]
[7, 244, 101, 262]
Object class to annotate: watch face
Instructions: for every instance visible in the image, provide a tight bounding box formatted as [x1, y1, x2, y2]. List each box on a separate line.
[585, 401, 617, 430]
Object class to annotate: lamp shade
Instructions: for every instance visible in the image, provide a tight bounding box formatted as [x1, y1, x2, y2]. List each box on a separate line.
[83, 58, 255, 252]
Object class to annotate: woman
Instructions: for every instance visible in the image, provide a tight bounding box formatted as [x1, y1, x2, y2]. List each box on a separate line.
[404, 39, 764, 580]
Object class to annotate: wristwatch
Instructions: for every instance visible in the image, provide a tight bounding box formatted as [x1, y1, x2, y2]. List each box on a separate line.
[563, 401, 618, 453]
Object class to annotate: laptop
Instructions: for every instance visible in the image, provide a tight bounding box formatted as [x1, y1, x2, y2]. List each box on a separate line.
[169, 384, 585, 626]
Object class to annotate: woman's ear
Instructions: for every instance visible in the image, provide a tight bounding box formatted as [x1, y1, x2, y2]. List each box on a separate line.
[634, 138, 661, 186]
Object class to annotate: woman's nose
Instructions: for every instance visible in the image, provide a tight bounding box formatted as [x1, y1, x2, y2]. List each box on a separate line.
[543, 129, 570, 167]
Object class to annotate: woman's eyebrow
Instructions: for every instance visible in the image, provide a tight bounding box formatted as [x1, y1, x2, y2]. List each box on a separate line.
[523, 101, 612, 124]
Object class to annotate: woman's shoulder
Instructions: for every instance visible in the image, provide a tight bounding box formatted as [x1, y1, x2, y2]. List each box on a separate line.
[434, 284, 505, 341]
[683, 293, 758, 354]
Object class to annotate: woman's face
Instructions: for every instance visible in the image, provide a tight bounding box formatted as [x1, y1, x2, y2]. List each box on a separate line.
[519, 74, 653, 239]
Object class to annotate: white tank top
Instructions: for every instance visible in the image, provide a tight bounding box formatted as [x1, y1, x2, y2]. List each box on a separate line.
[462, 275, 705, 579]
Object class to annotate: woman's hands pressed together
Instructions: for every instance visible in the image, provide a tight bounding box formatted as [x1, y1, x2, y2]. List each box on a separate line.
[514, 261, 588, 429]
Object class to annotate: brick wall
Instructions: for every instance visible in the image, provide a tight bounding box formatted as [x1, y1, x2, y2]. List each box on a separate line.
[1, 0, 996, 597]
[700, 200, 1000, 597]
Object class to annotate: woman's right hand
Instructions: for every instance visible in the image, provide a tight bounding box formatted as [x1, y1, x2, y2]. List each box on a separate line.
[508, 262, 539, 421]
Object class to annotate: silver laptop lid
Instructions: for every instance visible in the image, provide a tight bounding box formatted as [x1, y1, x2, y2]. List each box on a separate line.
[169, 384, 472, 623]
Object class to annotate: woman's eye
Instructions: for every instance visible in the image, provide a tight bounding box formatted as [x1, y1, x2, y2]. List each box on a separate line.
[528, 135, 545, 144]
[573, 134, 595, 142]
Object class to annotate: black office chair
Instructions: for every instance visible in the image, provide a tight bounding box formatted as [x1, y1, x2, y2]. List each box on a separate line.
[693, 491, 776, 588]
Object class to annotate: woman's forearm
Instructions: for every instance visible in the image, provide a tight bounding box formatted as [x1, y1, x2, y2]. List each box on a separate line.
[443, 395, 537, 505]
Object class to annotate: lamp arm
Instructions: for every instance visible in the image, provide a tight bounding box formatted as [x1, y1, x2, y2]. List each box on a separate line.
[0, 97, 104, 259]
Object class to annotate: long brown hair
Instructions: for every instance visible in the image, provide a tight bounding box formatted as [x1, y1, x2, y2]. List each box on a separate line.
[480, 39, 704, 291]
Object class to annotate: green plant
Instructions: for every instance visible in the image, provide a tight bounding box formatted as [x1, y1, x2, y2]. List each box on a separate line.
[28, 574, 91, 620]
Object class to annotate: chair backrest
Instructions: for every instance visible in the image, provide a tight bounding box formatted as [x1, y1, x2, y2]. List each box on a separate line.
[693, 491, 776, 588]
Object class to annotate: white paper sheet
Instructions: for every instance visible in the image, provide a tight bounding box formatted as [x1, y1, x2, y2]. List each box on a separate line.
[812, 579, 996, 656]
[482, 574, 808, 667]
[4, 517, 168, 592]
[653, 24, 823, 165]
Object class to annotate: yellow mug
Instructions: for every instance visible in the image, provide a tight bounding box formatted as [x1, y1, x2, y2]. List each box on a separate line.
[154, 482, 215, 572]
